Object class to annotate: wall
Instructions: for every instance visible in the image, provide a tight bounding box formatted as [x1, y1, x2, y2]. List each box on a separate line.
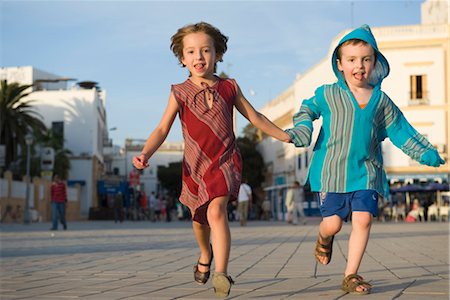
[0, 171, 81, 223]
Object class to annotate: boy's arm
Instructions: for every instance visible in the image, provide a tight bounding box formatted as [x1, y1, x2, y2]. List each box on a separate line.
[234, 85, 291, 143]
[285, 95, 321, 147]
[383, 98, 444, 167]
[133, 92, 178, 169]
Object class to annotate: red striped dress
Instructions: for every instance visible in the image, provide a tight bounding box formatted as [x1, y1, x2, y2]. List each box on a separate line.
[171, 77, 242, 224]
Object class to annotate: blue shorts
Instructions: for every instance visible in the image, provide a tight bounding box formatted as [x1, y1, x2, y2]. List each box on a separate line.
[317, 190, 379, 221]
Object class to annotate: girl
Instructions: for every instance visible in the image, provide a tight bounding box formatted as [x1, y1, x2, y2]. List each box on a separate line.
[132, 22, 290, 298]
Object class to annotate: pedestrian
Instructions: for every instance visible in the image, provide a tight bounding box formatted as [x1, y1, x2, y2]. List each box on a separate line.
[50, 174, 67, 230]
[113, 191, 124, 223]
[285, 181, 306, 225]
[154, 194, 162, 221]
[132, 21, 290, 298]
[148, 191, 156, 222]
[237, 179, 252, 226]
[285, 24, 444, 295]
[261, 197, 271, 221]
[166, 196, 174, 222]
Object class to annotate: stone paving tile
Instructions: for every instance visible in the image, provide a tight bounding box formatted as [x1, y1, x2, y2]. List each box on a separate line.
[1, 220, 448, 299]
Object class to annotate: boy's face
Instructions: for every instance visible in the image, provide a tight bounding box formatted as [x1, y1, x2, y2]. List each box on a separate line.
[337, 42, 375, 89]
[181, 32, 220, 80]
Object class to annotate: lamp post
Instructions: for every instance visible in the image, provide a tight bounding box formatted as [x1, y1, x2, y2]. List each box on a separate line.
[24, 133, 33, 224]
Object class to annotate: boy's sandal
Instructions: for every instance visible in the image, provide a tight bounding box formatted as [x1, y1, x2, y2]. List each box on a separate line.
[212, 272, 235, 298]
[314, 234, 334, 265]
[341, 274, 372, 295]
[193, 243, 213, 285]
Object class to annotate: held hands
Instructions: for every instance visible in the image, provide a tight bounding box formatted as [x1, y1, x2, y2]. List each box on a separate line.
[132, 153, 149, 169]
[420, 149, 445, 167]
[282, 131, 292, 143]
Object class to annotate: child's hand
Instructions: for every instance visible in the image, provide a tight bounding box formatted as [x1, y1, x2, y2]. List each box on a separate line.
[282, 131, 292, 143]
[420, 149, 445, 167]
[132, 153, 149, 169]
[284, 128, 305, 147]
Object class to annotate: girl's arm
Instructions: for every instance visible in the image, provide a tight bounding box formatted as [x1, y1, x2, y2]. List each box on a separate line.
[234, 85, 290, 142]
[132, 92, 179, 169]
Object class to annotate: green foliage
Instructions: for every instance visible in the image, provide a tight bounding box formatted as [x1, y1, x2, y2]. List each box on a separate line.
[237, 134, 265, 189]
[218, 71, 229, 78]
[157, 162, 182, 197]
[36, 128, 72, 179]
[0, 80, 46, 172]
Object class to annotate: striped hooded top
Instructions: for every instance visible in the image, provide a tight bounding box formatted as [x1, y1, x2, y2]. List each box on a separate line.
[286, 25, 439, 198]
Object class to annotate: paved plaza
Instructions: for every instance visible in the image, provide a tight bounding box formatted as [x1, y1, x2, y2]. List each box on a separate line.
[0, 219, 448, 299]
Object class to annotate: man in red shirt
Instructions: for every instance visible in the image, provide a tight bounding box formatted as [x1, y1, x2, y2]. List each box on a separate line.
[50, 174, 67, 230]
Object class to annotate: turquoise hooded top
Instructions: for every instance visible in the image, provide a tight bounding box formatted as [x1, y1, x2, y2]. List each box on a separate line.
[286, 24, 442, 198]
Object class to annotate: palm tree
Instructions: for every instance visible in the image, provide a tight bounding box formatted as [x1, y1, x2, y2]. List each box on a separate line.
[0, 80, 46, 171]
[36, 128, 72, 179]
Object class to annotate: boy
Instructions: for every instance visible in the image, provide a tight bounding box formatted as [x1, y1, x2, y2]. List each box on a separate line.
[286, 25, 444, 294]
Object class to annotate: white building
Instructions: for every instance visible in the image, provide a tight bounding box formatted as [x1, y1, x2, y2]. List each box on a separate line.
[111, 140, 184, 197]
[0, 66, 108, 216]
[257, 0, 449, 188]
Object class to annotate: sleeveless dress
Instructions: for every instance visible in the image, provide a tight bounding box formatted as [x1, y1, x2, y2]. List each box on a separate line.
[171, 77, 242, 224]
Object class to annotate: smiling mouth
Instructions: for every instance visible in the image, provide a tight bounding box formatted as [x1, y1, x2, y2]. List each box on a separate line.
[353, 72, 365, 80]
[194, 63, 205, 71]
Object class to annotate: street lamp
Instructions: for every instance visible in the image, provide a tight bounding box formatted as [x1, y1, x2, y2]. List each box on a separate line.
[24, 133, 33, 224]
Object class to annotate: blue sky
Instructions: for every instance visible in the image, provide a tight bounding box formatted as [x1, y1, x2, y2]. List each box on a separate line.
[1, 0, 423, 146]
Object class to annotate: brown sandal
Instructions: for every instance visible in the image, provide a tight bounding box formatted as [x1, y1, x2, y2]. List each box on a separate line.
[193, 244, 213, 285]
[314, 234, 334, 265]
[212, 272, 234, 298]
[341, 274, 372, 295]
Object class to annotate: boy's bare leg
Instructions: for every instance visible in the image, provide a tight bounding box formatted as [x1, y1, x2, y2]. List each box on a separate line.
[192, 221, 211, 273]
[316, 215, 342, 264]
[207, 196, 231, 273]
[344, 211, 372, 292]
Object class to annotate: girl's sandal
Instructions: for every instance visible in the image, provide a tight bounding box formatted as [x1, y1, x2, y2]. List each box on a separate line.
[314, 234, 334, 265]
[212, 272, 234, 298]
[193, 244, 213, 285]
[341, 274, 372, 295]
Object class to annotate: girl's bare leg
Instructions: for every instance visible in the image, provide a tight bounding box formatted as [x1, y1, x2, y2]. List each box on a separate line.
[192, 221, 211, 272]
[207, 196, 231, 273]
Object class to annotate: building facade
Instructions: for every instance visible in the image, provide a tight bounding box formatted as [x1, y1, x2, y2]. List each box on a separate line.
[112, 140, 184, 197]
[0, 66, 109, 216]
[257, 0, 449, 189]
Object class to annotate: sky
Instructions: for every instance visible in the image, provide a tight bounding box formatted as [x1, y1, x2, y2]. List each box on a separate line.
[1, 0, 424, 146]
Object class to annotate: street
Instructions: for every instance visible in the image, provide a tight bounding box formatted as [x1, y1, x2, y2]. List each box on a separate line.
[0, 219, 448, 299]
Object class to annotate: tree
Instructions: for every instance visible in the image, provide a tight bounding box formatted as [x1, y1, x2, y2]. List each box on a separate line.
[237, 124, 265, 188]
[157, 162, 182, 197]
[218, 71, 229, 78]
[36, 128, 72, 179]
[0, 80, 46, 171]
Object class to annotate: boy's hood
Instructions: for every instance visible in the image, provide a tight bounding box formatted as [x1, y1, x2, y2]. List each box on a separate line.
[332, 24, 390, 87]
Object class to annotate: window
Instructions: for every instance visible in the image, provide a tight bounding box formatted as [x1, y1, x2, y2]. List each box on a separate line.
[305, 151, 309, 168]
[409, 75, 428, 104]
[51, 121, 64, 148]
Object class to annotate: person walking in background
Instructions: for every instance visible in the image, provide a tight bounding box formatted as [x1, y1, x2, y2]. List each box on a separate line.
[132, 22, 290, 298]
[285, 24, 444, 294]
[261, 197, 271, 221]
[153, 194, 162, 221]
[148, 191, 157, 222]
[237, 179, 252, 227]
[285, 181, 306, 225]
[50, 174, 67, 231]
[113, 191, 124, 223]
